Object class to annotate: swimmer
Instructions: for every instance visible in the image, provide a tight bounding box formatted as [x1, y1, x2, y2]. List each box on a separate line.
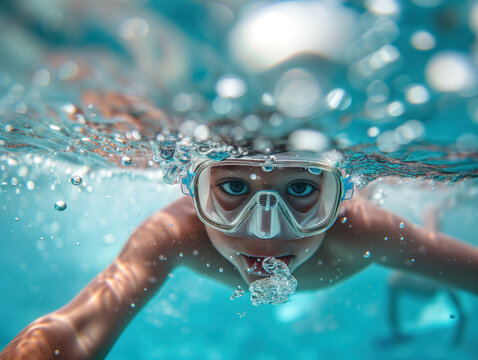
[2, 151, 478, 359]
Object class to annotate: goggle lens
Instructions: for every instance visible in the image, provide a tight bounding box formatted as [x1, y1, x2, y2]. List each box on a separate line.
[193, 160, 343, 237]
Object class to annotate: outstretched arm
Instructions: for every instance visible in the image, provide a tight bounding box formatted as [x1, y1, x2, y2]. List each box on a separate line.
[1, 197, 203, 359]
[344, 199, 478, 295]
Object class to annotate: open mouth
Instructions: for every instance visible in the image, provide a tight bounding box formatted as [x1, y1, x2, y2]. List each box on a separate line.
[243, 254, 293, 276]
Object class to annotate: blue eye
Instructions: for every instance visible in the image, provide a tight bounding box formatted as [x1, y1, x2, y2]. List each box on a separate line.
[220, 180, 249, 195]
[286, 182, 315, 196]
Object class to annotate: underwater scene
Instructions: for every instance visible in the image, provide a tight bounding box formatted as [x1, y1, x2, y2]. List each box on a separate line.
[1, 0, 478, 359]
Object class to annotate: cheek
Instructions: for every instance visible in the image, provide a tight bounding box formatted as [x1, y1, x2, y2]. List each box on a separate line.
[206, 227, 235, 255]
[292, 236, 325, 266]
[206, 228, 245, 270]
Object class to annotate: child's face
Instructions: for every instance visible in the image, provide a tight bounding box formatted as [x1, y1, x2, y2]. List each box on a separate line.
[195, 162, 337, 238]
[205, 226, 326, 283]
[194, 161, 337, 283]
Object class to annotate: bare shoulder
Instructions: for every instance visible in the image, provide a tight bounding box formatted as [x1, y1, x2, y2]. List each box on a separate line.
[321, 197, 386, 251]
[119, 196, 208, 266]
[333, 196, 407, 241]
[0, 197, 211, 360]
[123, 196, 242, 285]
[293, 198, 384, 289]
[300, 197, 397, 277]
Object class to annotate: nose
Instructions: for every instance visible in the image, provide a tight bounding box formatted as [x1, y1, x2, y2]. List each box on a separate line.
[248, 191, 281, 239]
[258, 192, 278, 209]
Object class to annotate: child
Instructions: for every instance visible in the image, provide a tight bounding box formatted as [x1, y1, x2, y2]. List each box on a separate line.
[2, 151, 478, 359]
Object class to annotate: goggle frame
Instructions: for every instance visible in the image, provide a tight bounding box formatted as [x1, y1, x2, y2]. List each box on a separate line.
[181, 157, 354, 237]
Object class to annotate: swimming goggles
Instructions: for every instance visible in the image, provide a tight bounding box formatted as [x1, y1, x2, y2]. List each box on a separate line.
[181, 153, 354, 239]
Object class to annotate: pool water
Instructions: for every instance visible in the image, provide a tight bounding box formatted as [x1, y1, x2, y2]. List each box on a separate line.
[1, 0, 478, 359]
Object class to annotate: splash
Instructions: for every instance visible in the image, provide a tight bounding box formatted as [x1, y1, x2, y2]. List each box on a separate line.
[341, 150, 478, 187]
[1, 0, 478, 190]
[249, 257, 297, 306]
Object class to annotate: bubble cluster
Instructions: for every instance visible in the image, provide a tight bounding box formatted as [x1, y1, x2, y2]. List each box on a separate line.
[249, 257, 297, 306]
[230, 286, 245, 301]
[0, 0, 477, 201]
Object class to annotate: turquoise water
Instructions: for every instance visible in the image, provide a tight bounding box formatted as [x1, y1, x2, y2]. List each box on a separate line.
[1, 0, 478, 359]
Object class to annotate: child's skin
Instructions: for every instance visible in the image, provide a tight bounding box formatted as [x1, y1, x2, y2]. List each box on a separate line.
[2, 193, 478, 359]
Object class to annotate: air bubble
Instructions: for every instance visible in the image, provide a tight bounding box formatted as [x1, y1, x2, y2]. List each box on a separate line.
[308, 167, 323, 175]
[118, 17, 150, 40]
[32, 69, 51, 87]
[159, 136, 177, 160]
[70, 175, 82, 186]
[425, 52, 477, 92]
[399, 221, 405, 229]
[326, 88, 351, 110]
[387, 101, 405, 117]
[242, 115, 262, 132]
[410, 30, 436, 51]
[261, 156, 276, 172]
[58, 61, 79, 81]
[215, 74, 247, 98]
[207, 151, 230, 161]
[262, 92, 275, 106]
[405, 84, 430, 105]
[54, 200, 67, 211]
[288, 129, 330, 153]
[121, 156, 132, 166]
[261, 162, 274, 172]
[230, 286, 245, 300]
[26, 181, 35, 190]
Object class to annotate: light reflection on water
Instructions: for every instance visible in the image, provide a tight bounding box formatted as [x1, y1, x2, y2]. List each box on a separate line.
[1, 0, 478, 359]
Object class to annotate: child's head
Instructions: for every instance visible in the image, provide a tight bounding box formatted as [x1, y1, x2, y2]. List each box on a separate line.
[182, 151, 353, 282]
